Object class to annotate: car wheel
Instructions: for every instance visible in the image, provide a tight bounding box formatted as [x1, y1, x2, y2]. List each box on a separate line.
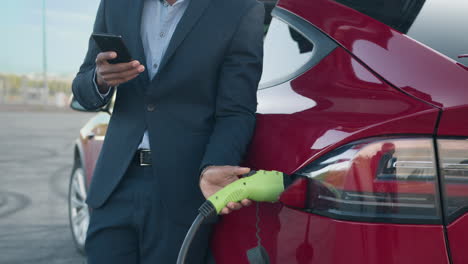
[68, 164, 89, 255]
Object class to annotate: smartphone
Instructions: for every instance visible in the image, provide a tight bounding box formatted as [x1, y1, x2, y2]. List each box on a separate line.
[92, 33, 133, 64]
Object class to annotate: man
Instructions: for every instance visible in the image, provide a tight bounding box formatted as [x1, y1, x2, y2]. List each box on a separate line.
[72, 0, 264, 262]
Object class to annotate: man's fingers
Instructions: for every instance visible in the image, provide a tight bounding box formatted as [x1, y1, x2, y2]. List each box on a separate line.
[101, 65, 144, 82]
[220, 208, 231, 215]
[96, 52, 116, 65]
[224, 201, 250, 214]
[106, 73, 139, 86]
[241, 199, 252, 207]
[199, 166, 254, 202]
[232, 166, 250, 176]
[97, 60, 144, 86]
[100, 60, 141, 75]
[227, 202, 242, 210]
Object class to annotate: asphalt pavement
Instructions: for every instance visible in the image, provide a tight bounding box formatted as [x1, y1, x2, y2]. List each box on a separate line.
[0, 111, 94, 264]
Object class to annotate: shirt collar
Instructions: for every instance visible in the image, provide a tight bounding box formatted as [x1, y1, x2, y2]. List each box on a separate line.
[159, 0, 187, 6]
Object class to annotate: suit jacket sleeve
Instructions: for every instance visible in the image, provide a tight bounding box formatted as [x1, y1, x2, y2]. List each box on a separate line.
[200, 2, 265, 170]
[72, 0, 114, 110]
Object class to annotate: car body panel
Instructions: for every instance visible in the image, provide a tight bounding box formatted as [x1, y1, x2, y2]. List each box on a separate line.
[447, 213, 468, 264]
[245, 47, 438, 175]
[437, 106, 468, 136]
[277, 0, 468, 109]
[212, 45, 441, 264]
[212, 203, 450, 264]
[77, 112, 110, 188]
[210, 3, 455, 262]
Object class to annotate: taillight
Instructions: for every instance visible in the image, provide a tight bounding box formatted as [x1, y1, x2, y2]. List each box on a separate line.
[281, 138, 442, 224]
[437, 139, 468, 223]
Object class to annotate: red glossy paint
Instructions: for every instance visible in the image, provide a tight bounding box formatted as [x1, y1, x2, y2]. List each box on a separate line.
[437, 106, 468, 136]
[81, 137, 103, 188]
[78, 113, 109, 188]
[80, 137, 97, 188]
[79, 118, 107, 188]
[211, 3, 455, 261]
[279, 177, 308, 209]
[212, 203, 449, 264]
[447, 213, 468, 264]
[213, 47, 442, 263]
[277, 0, 468, 109]
[244, 47, 438, 175]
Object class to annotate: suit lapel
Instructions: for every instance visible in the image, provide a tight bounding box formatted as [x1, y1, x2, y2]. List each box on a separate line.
[128, 0, 150, 84]
[156, 0, 212, 76]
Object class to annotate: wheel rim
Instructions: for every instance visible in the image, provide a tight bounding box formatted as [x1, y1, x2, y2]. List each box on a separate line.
[69, 167, 89, 248]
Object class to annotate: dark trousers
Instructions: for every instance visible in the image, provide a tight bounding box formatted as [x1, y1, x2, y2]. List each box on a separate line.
[85, 161, 214, 264]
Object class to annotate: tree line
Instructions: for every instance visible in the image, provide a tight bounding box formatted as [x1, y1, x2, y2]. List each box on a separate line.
[0, 73, 72, 96]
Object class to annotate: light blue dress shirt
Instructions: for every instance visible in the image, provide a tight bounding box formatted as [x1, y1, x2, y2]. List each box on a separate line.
[96, 0, 190, 149]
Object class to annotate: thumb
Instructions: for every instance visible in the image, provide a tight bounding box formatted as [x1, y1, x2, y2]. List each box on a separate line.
[233, 166, 250, 176]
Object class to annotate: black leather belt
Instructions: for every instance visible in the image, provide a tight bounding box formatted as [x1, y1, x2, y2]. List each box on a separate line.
[133, 149, 152, 166]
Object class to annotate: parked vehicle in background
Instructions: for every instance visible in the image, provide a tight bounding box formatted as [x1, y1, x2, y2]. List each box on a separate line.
[68, 99, 110, 253]
[69, 0, 468, 262]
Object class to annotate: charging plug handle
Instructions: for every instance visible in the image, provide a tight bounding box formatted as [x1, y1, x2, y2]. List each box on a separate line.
[207, 170, 286, 214]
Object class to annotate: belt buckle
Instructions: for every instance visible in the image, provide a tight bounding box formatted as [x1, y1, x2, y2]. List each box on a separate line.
[139, 149, 151, 166]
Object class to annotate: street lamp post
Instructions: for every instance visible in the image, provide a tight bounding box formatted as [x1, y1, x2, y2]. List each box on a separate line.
[42, 0, 48, 105]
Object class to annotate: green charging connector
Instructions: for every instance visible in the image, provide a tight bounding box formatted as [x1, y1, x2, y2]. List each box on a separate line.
[207, 170, 285, 214]
[177, 170, 291, 264]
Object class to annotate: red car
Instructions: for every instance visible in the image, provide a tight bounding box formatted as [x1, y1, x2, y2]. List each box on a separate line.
[69, 0, 468, 263]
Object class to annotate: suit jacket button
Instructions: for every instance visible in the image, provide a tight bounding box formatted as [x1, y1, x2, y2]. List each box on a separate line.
[147, 104, 156, 112]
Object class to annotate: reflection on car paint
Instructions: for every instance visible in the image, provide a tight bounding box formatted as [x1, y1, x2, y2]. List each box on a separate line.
[257, 81, 317, 115]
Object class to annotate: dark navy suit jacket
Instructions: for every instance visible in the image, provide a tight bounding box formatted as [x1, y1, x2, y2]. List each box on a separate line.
[72, 0, 265, 225]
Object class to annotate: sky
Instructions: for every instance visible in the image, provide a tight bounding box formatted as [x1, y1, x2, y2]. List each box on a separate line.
[2, 0, 466, 77]
[0, 0, 101, 76]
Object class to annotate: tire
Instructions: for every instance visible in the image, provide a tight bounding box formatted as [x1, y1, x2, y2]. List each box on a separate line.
[68, 163, 90, 255]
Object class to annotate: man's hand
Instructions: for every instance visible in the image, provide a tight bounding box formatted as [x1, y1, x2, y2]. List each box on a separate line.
[95, 52, 145, 93]
[200, 166, 253, 215]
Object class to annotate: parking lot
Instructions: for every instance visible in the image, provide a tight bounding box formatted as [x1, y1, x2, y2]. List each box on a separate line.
[0, 110, 93, 264]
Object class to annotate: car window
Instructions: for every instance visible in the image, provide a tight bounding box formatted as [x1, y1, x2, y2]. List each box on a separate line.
[259, 8, 337, 89]
[259, 18, 314, 88]
[334, 0, 468, 64]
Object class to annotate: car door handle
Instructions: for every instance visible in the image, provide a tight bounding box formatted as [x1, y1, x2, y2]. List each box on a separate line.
[85, 132, 95, 140]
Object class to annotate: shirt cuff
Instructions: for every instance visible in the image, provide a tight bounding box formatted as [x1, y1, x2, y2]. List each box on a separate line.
[93, 69, 114, 99]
